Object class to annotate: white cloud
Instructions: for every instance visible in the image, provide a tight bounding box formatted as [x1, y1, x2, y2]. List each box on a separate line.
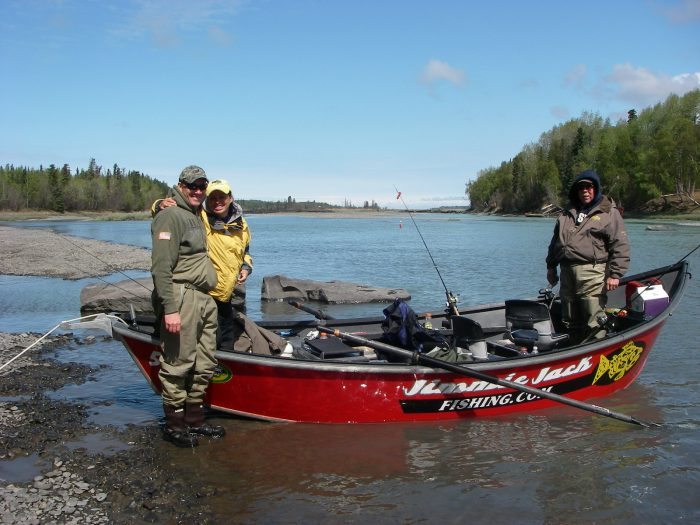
[550, 105, 570, 120]
[519, 78, 539, 89]
[564, 64, 587, 90]
[604, 63, 700, 106]
[661, 0, 700, 23]
[420, 59, 466, 88]
[114, 0, 241, 48]
[208, 26, 234, 47]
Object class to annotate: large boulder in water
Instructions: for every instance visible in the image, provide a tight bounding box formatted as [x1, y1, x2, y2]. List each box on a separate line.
[81, 275, 407, 313]
[81, 280, 248, 314]
[261, 275, 410, 304]
[80, 278, 153, 314]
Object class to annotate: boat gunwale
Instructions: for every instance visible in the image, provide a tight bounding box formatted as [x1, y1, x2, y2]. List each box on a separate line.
[110, 259, 689, 376]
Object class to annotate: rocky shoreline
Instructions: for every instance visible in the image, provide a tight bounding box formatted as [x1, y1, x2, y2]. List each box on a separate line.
[0, 324, 223, 525]
[0, 225, 223, 523]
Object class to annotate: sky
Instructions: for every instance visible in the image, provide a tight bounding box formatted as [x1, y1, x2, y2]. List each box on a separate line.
[1, 0, 699, 209]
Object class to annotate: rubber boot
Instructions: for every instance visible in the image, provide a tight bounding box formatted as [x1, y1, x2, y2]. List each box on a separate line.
[163, 404, 199, 448]
[185, 403, 226, 438]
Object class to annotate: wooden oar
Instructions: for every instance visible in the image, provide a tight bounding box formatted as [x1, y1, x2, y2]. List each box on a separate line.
[317, 326, 657, 428]
[287, 300, 336, 320]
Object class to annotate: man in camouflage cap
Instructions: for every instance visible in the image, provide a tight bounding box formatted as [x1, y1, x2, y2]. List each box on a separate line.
[178, 165, 208, 184]
[151, 165, 225, 447]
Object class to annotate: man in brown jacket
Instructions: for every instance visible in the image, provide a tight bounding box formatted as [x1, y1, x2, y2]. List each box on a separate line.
[546, 169, 630, 343]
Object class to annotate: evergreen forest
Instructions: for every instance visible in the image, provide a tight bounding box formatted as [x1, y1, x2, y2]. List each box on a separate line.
[0, 159, 168, 213]
[466, 90, 700, 214]
[0, 161, 378, 214]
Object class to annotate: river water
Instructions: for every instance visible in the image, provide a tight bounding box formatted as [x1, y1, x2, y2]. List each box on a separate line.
[1, 214, 699, 523]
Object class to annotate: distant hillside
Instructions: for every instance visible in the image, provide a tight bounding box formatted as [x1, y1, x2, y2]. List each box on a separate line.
[467, 89, 700, 215]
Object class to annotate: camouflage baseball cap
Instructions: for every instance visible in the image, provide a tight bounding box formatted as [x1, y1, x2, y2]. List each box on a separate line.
[179, 165, 208, 184]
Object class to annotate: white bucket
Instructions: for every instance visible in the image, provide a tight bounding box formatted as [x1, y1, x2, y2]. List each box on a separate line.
[470, 341, 488, 360]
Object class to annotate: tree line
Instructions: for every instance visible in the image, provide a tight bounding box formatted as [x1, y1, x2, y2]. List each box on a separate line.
[466, 89, 700, 214]
[241, 195, 381, 212]
[0, 159, 169, 213]
[239, 197, 381, 213]
[0, 160, 380, 214]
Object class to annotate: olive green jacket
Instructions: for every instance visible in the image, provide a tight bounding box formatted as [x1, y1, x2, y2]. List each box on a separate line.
[151, 187, 217, 314]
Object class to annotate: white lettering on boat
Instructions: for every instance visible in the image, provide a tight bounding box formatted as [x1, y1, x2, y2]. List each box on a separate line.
[531, 357, 592, 385]
[149, 351, 161, 367]
[403, 378, 505, 397]
[402, 357, 592, 397]
[436, 386, 554, 411]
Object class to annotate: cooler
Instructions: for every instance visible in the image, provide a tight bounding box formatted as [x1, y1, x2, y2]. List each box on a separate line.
[625, 279, 669, 319]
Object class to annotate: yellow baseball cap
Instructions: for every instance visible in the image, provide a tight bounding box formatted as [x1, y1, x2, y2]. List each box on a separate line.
[206, 179, 232, 196]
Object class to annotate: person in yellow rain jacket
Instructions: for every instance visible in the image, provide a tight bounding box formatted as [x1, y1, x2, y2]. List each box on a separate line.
[153, 179, 253, 353]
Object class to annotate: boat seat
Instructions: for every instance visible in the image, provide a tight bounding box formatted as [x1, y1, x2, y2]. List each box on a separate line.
[505, 299, 569, 352]
[451, 315, 488, 359]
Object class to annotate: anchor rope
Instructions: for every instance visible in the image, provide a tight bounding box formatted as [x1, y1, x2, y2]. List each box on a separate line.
[0, 313, 126, 372]
[56, 232, 152, 293]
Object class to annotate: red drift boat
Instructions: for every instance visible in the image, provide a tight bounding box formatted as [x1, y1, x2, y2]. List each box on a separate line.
[109, 260, 690, 425]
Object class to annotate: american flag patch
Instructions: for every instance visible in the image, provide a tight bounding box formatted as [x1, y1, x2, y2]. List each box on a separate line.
[158, 231, 172, 240]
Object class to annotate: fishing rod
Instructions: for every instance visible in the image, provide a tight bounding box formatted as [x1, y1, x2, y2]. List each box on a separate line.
[394, 187, 460, 316]
[78, 266, 152, 301]
[58, 232, 152, 293]
[678, 242, 700, 263]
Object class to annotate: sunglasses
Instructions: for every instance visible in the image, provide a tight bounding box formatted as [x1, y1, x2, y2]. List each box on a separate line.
[578, 183, 594, 191]
[183, 181, 208, 191]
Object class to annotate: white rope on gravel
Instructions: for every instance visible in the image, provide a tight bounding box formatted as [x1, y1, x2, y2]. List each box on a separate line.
[0, 323, 62, 372]
[0, 313, 126, 372]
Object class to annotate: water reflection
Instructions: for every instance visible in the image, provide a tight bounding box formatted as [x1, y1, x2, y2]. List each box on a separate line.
[49, 338, 161, 427]
[0, 453, 47, 484]
[153, 384, 665, 522]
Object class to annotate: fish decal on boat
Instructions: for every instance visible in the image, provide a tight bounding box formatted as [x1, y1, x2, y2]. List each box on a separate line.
[593, 341, 645, 385]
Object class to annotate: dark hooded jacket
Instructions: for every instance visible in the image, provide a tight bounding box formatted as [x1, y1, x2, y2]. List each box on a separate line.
[546, 170, 630, 279]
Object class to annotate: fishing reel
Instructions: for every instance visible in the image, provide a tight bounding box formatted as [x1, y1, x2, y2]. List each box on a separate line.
[595, 311, 623, 334]
[445, 291, 460, 310]
[538, 287, 557, 309]
[580, 312, 619, 344]
[443, 291, 461, 318]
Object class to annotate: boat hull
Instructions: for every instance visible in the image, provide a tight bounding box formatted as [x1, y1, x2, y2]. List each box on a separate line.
[111, 261, 688, 424]
[113, 317, 663, 423]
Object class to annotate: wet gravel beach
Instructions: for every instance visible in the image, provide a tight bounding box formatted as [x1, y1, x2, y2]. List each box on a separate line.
[0, 225, 150, 280]
[0, 225, 220, 524]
